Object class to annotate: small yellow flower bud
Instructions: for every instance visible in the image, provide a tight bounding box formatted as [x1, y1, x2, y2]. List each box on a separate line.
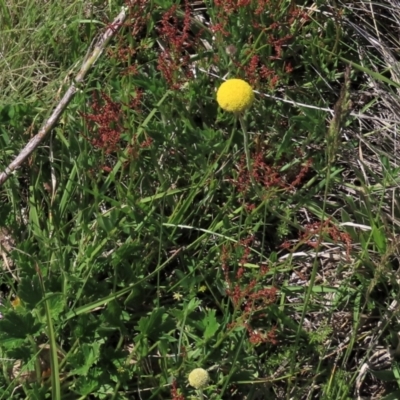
[11, 297, 21, 308]
[188, 368, 209, 389]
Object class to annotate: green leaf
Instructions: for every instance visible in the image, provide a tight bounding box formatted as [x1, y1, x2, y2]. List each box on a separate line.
[74, 375, 100, 395]
[371, 223, 387, 254]
[102, 300, 122, 327]
[18, 275, 43, 310]
[69, 342, 101, 376]
[203, 309, 220, 340]
[6, 343, 33, 362]
[7, 105, 15, 119]
[0, 311, 42, 341]
[42, 293, 66, 320]
[136, 307, 174, 340]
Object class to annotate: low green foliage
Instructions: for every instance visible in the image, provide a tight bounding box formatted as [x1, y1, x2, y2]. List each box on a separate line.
[1, 0, 400, 399]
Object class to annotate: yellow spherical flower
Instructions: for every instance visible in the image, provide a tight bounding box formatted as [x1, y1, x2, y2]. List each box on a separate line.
[188, 368, 210, 389]
[216, 79, 254, 113]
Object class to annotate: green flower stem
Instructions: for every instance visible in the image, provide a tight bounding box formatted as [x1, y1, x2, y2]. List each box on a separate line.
[238, 114, 262, 198]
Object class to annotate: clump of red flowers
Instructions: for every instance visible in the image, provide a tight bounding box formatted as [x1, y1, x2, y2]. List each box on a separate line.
[280, 219, 352, 261]
[81, 89, 148, 156]
[81, 92, 125, 154]
[171, 379, 185, 400]
[221, 236, 278, 346]
[156, 0, 194, 89]
[231, 148, 312, 197]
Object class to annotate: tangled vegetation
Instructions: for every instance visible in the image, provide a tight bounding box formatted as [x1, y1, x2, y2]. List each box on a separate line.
[1, 0, 400, 399]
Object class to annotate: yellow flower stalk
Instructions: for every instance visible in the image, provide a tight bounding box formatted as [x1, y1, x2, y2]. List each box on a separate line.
[216, 79, 254, 113]
[216, 78, 261, 197]
[188, 368, 210, 389]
